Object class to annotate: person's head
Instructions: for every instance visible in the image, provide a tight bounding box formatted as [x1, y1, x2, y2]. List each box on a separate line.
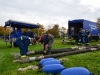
[35, 36, 39, 40]
[31, 38, 36, 44]
[86, 28, 88, 31]
[82, 29, 85, 32]
[35, 36, 42, 42]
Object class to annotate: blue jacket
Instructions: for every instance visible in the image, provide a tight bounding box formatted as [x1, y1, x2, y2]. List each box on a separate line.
[15, 36, 30, 47]
[85, 30, 90, 37]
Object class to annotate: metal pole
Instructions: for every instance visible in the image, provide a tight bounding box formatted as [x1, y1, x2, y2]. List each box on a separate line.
[9, 24, 14, 48]
[38, 28, 39, 36]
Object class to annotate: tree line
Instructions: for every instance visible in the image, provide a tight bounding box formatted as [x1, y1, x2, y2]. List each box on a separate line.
[0, 23, 67, 38]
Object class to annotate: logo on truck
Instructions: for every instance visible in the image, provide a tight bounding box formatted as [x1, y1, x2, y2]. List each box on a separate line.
[89, 24, 97, 30]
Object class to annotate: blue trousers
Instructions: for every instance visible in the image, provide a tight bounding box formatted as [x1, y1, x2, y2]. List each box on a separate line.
[85, 36, 89, 44]
[15, 37, 30, 55]
[78, 36, 85, 45]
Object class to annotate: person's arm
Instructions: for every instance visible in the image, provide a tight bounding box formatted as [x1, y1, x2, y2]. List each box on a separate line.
[42, 43, 48, 54]
[88, 32, 91, 37]
[38, 36, 42, 42]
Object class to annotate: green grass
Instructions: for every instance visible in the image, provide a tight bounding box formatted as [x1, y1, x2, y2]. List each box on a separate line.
[0, 39, 100, 75]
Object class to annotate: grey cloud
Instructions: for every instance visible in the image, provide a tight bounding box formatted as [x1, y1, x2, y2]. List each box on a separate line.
[0, 0, 100, 28]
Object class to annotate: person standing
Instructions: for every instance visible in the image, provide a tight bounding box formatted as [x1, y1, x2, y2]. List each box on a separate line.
[78, 28, 85, 46]
[85, 28, 90, 46]
[78, 28, 82, 46]
[26, 29, 35, 45]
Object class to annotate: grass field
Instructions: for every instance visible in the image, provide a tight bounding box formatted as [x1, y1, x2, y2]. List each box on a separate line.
[0, 39, 100, 75]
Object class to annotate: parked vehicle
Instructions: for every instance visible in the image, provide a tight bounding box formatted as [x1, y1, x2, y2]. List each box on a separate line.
[68, 19, 100, 42]
[4, 20, 39, 47]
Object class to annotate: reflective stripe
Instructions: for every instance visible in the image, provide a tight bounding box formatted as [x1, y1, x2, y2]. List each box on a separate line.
[21, 36, 23, 40]
[20, 36, 33, 42]
[29, 37, 33, 42]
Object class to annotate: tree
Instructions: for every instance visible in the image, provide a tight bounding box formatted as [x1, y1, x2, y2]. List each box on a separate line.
[60, 27, 67, 38]
[21, 23, 45, 36]
[0, 26, 10, 36]
[47, 24, 60, 38]
[32, 23, 45, 36]
[0, 26, 3, 36]
[97, 18, 100, 30]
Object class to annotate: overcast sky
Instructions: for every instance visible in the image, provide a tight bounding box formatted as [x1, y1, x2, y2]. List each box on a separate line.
[0, 0, 100, 28]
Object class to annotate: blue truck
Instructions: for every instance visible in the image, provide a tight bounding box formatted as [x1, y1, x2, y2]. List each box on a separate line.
[4, 20, 39, 47]
[68, 19, 100, 42]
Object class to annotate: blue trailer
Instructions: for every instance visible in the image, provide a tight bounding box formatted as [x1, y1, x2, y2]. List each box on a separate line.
[68, 19, 100, 42]
[4, 20, 39, 47]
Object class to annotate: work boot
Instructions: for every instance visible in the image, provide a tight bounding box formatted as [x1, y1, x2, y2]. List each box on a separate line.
[11, 53, 20, 59]
[20, 56, 30, 63]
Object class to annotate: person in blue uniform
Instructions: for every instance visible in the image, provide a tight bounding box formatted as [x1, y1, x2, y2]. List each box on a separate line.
[15, 36, 34, 58]
[38, 32, 54, 55]
[25, 29, 35, 45]
[26, 29, 34, 38]
[15, 28, 22, 38]
[10, 27, 22, 38]
[85, 28, 90, 46]
[78, 28, 85, 46]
